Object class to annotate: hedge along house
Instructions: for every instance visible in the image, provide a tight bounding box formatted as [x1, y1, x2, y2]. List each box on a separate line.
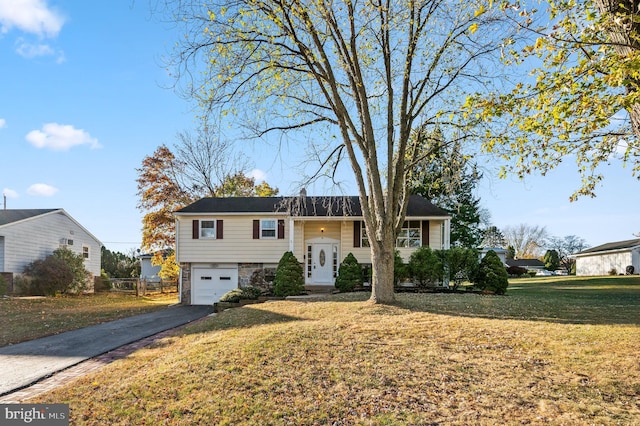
[174, 195, 451, 305]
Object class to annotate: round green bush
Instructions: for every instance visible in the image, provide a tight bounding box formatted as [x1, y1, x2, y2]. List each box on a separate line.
[273, 251, 305, 297]
[334, 253, 363, 292]
[219, 288, 244, 303]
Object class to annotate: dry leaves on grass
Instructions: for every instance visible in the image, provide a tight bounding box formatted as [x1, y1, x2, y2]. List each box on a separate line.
[30, 287, 640, 425]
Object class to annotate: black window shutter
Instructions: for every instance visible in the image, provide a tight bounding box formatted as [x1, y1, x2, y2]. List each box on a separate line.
[253, 220, 260, 239]
[277, 219, 285, 239]
[192, 220, 199, 239]
[353, 221, 361, 248]
[422, 220, 429, 246]
[216, 220, 224, 239]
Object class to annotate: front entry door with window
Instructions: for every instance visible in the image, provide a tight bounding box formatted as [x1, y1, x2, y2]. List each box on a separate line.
[311, 243, 333, 284]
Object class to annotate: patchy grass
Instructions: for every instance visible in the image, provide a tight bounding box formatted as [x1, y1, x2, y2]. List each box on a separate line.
[30, 277, 640, 425]
[0, 292, 178, 346]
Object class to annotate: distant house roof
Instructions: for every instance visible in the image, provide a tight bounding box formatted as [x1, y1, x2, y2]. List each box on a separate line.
[0, 209, 59, 226]
[576, 238, 640, 256]
[505, 259, 545, 268]
[175, 194, 448, 217]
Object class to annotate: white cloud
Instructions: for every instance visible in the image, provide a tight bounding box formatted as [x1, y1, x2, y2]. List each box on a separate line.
[0, 118, 5, 128]
[3, 188, 18, 198]
[27, 183, 58, 197]
[14, 37, 65, 61]
[0, 0, 65, 38]
[26, 123, 101, 151]
[248, 168, 267, 182]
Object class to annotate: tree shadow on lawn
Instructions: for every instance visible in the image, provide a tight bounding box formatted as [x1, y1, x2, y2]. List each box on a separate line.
[394, 284, 640, 326]
[280, 285, 640, 326]
[177, 303, 307, 336]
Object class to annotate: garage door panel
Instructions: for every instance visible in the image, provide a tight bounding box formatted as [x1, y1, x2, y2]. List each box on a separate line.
[192, 268, 238, 305]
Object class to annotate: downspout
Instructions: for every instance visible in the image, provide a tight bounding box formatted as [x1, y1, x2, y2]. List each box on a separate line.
[175, 215, 182, 304]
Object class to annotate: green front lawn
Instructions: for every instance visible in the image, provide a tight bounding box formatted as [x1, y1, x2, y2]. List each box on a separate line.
[0, 292, 178, 346]
[30, 276, 640, 425]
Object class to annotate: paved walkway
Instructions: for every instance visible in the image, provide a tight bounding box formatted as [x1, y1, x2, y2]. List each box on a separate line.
[0, 305, 214, 400]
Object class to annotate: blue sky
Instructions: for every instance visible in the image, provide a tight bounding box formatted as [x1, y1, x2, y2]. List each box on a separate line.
[0, 1, 637, 255]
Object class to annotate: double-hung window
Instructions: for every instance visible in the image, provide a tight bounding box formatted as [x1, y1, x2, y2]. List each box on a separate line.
[396, 221, 421, 248]
[261, 219, 277, 239]
[200, 220, 217, 239]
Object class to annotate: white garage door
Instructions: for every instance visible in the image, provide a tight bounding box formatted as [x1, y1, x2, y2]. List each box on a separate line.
[192, 267, 238, 305]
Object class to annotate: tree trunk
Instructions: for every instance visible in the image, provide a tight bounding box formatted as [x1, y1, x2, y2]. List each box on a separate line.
[593, 0, 640, 138]
[368, 226, 396, 304]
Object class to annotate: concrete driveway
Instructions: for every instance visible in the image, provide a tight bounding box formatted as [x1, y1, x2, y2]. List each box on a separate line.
[0, 305, 214, 396]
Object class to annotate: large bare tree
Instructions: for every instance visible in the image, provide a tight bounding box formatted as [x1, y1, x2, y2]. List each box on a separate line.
[160, 0, 520, 303]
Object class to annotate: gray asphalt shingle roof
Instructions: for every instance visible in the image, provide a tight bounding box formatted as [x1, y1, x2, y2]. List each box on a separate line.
[577, 238, 640, 255]
[176, 194, 448, 217]
[0, 209, 59, 226]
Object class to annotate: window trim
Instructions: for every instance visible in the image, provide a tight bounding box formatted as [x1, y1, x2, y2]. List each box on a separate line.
[260, 219, 277, 239]
[82, 245, 90, 260]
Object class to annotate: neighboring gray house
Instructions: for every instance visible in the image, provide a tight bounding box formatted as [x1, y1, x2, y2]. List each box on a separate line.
[140, 253, 162, 282]
[0, 209, 102, 285]
[175, 195, 451, 305]
[575, 238, 640, 276]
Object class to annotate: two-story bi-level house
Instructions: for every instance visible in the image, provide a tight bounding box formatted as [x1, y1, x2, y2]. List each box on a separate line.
[174, 194, 450, 305]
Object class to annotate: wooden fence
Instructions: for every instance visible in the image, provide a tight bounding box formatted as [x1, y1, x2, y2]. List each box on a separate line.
[101, 278, 178, 296]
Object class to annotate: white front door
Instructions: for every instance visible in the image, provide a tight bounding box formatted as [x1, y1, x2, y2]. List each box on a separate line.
[311, 243, 333, 284]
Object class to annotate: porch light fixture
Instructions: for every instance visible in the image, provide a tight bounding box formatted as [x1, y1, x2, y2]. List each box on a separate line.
[320, 227, 325, 234]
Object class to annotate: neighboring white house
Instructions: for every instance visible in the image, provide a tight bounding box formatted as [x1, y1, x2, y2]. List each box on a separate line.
[479, 248, 507, 265]
[575, 238, 640, 276]
[0, 209, 102, 287]
[174, 195, 451, 305]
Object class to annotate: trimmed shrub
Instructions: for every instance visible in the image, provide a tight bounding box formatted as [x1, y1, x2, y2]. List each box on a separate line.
[51, 247, 91, 293]
[408, 247, 444, 287]
[475, 250, 509, 295]
[240, 285, 263, 300]
[0, 274, 7, 296]
[445, 247, 479, 289]
[219, 288, 244, 303]
[507, 265, 528, 277]
[273, 251, 305, 297]
[335, 253, 363, 292]
[23, 256, 74, 296]
[608, 268, 618, 276]
[394, 250, 409, 285]
[249, 269, 274, 295]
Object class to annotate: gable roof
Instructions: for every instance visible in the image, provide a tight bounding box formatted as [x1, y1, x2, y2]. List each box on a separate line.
[506, 258, 545, 268]
[175, 194, 449, 217]
[0, 208, 103, 246]
[576, 238, 640, 256]
[0, 209, 60, 226]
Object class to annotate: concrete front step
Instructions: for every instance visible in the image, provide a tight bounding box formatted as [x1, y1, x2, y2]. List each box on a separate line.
[304, 285, 335, 294]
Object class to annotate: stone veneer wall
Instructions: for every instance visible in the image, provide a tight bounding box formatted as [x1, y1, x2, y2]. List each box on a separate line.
[238, 263, 263, 288]
[180, 263, 191, 305]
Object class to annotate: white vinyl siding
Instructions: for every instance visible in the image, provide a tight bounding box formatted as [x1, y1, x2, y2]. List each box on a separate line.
[0, 211, 101, 276]
[178, 215, 289, 264]
[576, 250, 639, 276]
